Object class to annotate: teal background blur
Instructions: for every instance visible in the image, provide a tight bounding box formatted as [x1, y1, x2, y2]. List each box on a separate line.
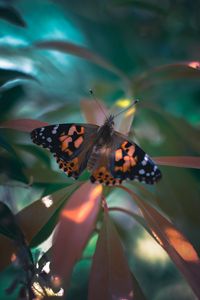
[0, 1, 199, 299]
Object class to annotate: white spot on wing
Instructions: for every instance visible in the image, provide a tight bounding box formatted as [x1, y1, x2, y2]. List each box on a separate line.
[47, 137, 52, 143]
[141, 160, 147, 166]
[139, 169, 145, 175]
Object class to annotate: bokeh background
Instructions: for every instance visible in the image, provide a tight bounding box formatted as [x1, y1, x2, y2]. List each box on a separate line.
[0, 0, 199, 299]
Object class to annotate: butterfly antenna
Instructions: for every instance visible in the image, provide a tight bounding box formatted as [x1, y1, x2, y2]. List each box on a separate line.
[89, 89, 108, 120]
[114, 99, 139, 118]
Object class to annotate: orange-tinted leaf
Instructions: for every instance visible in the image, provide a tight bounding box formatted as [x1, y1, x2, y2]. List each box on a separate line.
[52, 181, 102, 288]
[0, 119, 48, 132]
[80, 99, 108, 125]
[154, 156, 200, 169]
[110, 98, 137, 135]
[34, 40, 128, 81]
[16, 183, 79, 244]
[88, 210, 134, 300]
[80, 98, 136, 135]
[0, 184, 79, 272]
[120, 186, 200, 299]
[134, 61, 200, 90]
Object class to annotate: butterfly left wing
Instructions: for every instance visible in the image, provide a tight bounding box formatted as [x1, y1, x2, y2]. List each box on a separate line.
[31, 123, 99, 179]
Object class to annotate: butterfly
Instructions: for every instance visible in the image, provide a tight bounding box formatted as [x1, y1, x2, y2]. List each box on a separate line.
[31, 111, 162, 186]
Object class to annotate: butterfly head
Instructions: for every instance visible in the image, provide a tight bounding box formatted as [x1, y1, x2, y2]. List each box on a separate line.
[104, 114, 115, 127]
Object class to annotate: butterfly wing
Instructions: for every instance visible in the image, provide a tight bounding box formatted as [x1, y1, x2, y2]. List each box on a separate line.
[90, 133, 161, 185]
[110, 133, 162, 184]
[31, 123, 99, 178]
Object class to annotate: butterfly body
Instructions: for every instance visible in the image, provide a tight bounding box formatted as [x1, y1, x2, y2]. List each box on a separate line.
[31, 116, 162, 185]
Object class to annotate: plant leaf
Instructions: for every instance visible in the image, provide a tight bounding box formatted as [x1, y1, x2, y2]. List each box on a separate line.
[0, 134, 18, 158]
[24, 166, 74, 185]
[16, 183, 80, 246]
[0, 202, 24, 242]
[16, 144, 51, 167]
[120, 186, 200, 299]
[154, 156, 200, 169]
[0, 184, 79, 271]
[134, 61, 200, 91]
[80, 99, 108, 125]
[0, 235, 16, 271]
[110, 0, 167, 16]
[0, 119, 48, 132]
[0, 5, 26, 27]
[0, 69, 36, 87]
[34, 40, 128, 81]
[88, 209, 134, 300]
[52, 181, 102, 289]
[109, 98, 137, 135]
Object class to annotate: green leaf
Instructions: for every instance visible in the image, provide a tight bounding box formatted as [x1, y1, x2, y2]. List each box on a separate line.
[0, 4, 26, 27]
[34, 40, 129, 82]
[16, 183, 81, 247]
[0, 134, 18, 158]
[16, 144, 51, 167]
[0, 69, 36, 87]
[0, 202, 24, 242]
[0, 85, 25, 120]
[24, 166, 74, 185]
[110, 0, 167, 16]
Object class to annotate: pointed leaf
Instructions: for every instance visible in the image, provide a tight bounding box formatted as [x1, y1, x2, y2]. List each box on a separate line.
[34, 40, 128, 81]
[88, 210, 134, 300]
[0, 202, 24, 243]
[0, 185, 79, 272]
[0, 134, 18, 158]
[154, 156, 200, 169]
[52, 181, 102, 288]
[110, 98, 137, 135]
[80, 99, 108, 125]
[0, 235, 16, 271]
[0, 5, 26, 27]
[16, 183, 80, 246]
[24, 166, 73, 184]
[0, 119, 48, 132]
[0, 69, 36, 87]
[134, 61, 200, 90]
[120, 186, 200, 299]
[111, 0, 167, 16]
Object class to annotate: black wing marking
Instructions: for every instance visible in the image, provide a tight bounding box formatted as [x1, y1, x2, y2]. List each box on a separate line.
[110, 133, 162, 184]
[31, 123, 99, 178]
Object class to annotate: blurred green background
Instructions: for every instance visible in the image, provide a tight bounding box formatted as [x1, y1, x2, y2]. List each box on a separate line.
[0, 0, 199, 299]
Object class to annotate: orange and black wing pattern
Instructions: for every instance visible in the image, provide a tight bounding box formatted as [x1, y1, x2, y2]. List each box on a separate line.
[31, 123, 98, 179]
[110, 136, 162, 184]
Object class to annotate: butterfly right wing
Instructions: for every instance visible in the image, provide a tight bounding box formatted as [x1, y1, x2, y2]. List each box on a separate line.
[31, 123, 99, 178]
[109, 132, 162, 184]
[89, 132, 161, 185]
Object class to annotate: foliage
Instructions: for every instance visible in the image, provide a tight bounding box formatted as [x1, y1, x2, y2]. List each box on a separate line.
[0, 0, 200, 299]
